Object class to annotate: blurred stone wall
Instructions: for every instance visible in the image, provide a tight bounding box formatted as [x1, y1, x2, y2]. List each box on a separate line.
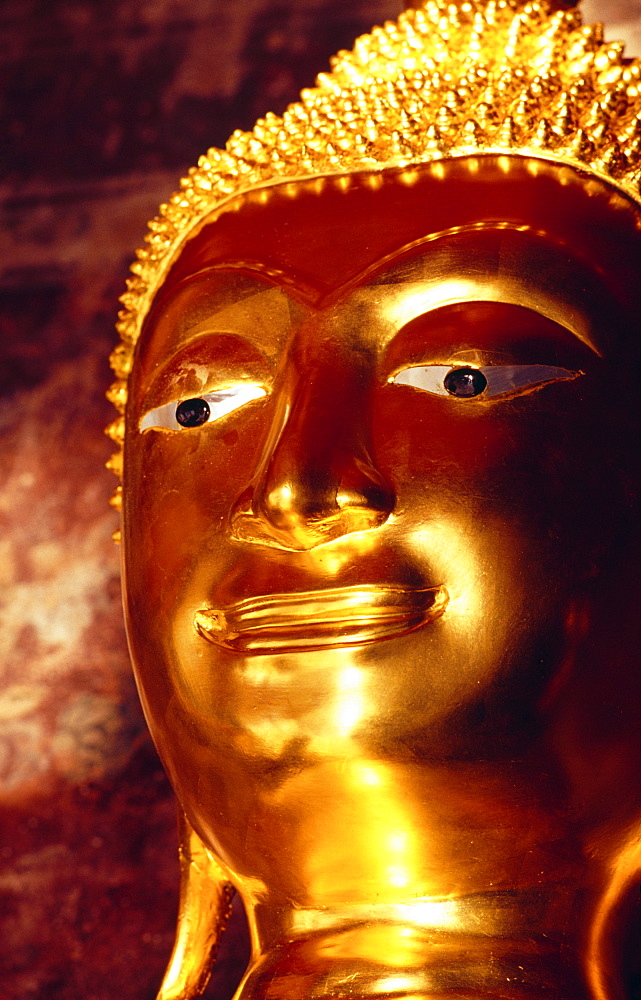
[0, 1, 639, 998]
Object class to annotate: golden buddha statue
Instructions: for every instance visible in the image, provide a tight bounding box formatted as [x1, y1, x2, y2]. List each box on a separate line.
[107, 1, 641, 997]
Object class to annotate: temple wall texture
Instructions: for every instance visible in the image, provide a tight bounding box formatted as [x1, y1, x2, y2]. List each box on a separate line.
[0, 1, 639, 998]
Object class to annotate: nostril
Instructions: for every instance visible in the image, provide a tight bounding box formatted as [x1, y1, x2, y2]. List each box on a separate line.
[336, 486, 394, 515]
[336, 457, 395, 516]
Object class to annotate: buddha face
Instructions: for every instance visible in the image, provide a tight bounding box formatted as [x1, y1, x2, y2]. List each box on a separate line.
[122, 163, 641, 911]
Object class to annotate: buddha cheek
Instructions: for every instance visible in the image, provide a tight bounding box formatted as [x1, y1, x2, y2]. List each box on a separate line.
[380, 387, 595, 543]
[374, 395, 589, 671]
[125, 439, 204, 586]
[126, 412, 268, 580]
[376, 394, 527, 523]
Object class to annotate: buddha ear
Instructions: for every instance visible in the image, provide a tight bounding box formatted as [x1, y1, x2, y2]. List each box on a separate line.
[157, 809, 236, 1000]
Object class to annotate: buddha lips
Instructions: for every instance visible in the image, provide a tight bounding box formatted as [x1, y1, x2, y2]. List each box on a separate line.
[194, 583, 449, 653]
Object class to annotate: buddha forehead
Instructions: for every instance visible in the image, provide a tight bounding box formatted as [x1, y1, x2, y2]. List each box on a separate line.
[135, 158, 641, 374]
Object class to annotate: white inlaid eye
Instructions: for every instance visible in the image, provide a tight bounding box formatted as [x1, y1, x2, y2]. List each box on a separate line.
[391, 365, 582, 399]
[140, 384, 266, 431]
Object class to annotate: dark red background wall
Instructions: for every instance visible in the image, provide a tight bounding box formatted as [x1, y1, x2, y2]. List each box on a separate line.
[0, 1, 638, 999]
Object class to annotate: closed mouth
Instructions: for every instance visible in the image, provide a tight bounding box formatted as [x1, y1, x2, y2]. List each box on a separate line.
[194, 583, 448, 654]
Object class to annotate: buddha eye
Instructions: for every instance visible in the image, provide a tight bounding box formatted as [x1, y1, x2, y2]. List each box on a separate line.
[390, 364, 582, 399]
[140, 384, 266, 432]
[176, 397, 210, 427]
[443, 367, 487, 398]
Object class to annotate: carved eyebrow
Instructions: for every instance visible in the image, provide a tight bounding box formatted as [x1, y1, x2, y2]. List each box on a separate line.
[203, 261, 324, 305]
[139, 281, 305, 382]
[327, 232, 605, 357]
[195, 287, 295, 358]
[357, 278, 600, 357]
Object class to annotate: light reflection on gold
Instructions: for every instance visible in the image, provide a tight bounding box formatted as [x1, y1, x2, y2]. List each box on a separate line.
[352, 762, 382, 787]
[586, 832, 641, 1000]
[308, 528, 391, 575]
[334, 664, 365, 737]
[372, 975, 417, 993]
[401, 900, 459, 930]
[407, 519, 482, 623]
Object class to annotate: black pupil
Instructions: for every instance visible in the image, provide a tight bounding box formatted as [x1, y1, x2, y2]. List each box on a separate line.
[176, 397, 210, 427]
[443, 367, 487, 398]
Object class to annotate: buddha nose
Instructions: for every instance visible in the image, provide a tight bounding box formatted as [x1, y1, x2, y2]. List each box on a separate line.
[230, 349, 395, 551]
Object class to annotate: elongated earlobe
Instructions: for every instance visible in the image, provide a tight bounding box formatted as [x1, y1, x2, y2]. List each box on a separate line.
[157, 811, 235, 1000]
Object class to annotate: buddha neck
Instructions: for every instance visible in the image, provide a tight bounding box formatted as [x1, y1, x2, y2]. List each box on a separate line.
[242, 885, 593, 1000]
[226, 756, 603, 1000]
